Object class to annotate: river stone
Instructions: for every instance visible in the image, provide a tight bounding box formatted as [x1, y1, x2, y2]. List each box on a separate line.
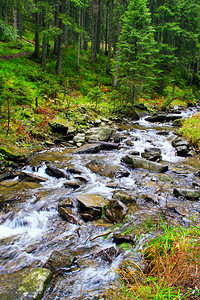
[121, 155, 168, 173]
[173, 188, 200, 200]
[73, 143, 102, 154]
[113, 191, 136, 204]
[64, 179, 81, 189]
[44, 250, 76, 273]
[113, 226, 136, 245]
[85, 127, 113, 142]
[93, 246, 119, 263]
[58, 207, 77, 224]
[77, 194, 107, 208]
[58, 197, 74, 207]
[86, 159, 130, 178]
[49, 117, 71, 134]
[73, 133, 86, 144]
[77, 194, 108, 220]
[105, 199, 128, 223]
[0, 267, 52, 300]
[45, 163, 68, 179]
[0, 195, 5, 209]
[141, 147, 162, 161]
[19, 171, 47, 183]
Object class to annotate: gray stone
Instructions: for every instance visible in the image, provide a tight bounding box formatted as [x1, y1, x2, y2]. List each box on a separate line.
[113, 191, 135, 205]
[45, 163, 68, 179]
[85, 127, 113, 142]
[77, 194, 108, 220]
[86, 159, 130, 178]
[73, 133, 86, 144]
[73, 143, 102, 154]
[121, 155, 168, 173]
[141, 147, 162, 161]
[49, 117, 71, 134]
[58, 207, 77, 224]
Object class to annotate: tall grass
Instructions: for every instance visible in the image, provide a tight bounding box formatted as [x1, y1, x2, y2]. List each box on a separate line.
[179, 113, 200, 150]
[106, 221, 200, 299]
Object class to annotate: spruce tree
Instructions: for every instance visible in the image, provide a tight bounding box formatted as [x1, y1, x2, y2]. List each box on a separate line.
[119, 0, 157, 104]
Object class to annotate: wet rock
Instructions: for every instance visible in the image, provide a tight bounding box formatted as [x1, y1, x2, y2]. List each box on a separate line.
[0, 267, 52, 300]
[45, 163, 69, 179]
[73, 143, 102, 154]
[0, 195, 5, 209]
[58, 207, 77, 224]
[86, 159, 130, 178]
[58, 197, 74, 207]
[44, 250, 76, 273]
[19, 171, 47, 183]
[172, 137, 189, 157]
[77, 194, 108, 220]
[129, 150, 140, 156]
[113, 225, 136, 245]
[93, 246, 119, 263]
[64, 180, 81, 189]
[173, 188, 200, 200]
[157, 131, 169, 136]
[105, 199, 128, 223]
[141, 147, 162, 161]
[195, 170, 200, 177]
[73, 133, 86, 145]
[85, 127, 113, 142]
[113, 191, 136, 205]
[146, 114, 182, 123]
[121, 155, 168, 173]
[49, 117, 71, 134]
[111, 131, 122, 143]
[141, 193, 159, 204]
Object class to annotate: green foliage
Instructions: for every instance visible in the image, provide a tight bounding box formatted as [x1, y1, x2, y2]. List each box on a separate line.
[0, 21, 17, 42]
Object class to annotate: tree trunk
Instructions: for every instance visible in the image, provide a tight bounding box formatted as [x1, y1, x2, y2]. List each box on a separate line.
[106, 1, 113, 74]
[56, 1, 64, 74]
[5, 0, 8, 24]
[77, 7, 81, 73]
[33, 0, 40, 59]
[113, 23, 122, 88]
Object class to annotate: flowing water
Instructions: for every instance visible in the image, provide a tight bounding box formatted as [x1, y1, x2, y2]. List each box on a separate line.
[0, 107, 200, 299]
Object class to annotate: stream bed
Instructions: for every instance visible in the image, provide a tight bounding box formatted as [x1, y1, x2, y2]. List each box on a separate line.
[0, 107, 200, 299]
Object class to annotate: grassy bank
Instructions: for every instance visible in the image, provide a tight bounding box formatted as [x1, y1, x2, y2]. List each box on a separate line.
[106, 220, 200, 299]
[179, 113, 200, 150]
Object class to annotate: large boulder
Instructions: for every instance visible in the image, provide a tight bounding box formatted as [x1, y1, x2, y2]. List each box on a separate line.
[49, 117, 72, 134]
[85, 127, 113, 142]
[76, 194, 108, 221]
[172, 137, 190, 157]
[0, 267, 52, 300]
[105, 199, 128, 223]
[86, 159, 130, 178]
[121, 155, 168, 173]
[0, 146, 26, 162]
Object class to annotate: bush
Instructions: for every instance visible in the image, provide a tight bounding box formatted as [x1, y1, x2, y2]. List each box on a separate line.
[0, 21, 17, 42]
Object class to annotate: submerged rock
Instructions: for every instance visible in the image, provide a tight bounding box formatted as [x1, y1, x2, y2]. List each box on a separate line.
[105, 199, 128, 223]
[44, 250, 76, 273]
[58, 207, 78, 224]
[86, 159, 130, 178]
[0, 267, 52, 300]
[121, 155, 168, 173]
[93, 246, 119, 263]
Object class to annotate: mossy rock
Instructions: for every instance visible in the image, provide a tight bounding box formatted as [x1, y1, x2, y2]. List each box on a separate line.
[0, 146, 26, 162]
[49, 117, 72, 134]
[0, 267, 52, 300]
